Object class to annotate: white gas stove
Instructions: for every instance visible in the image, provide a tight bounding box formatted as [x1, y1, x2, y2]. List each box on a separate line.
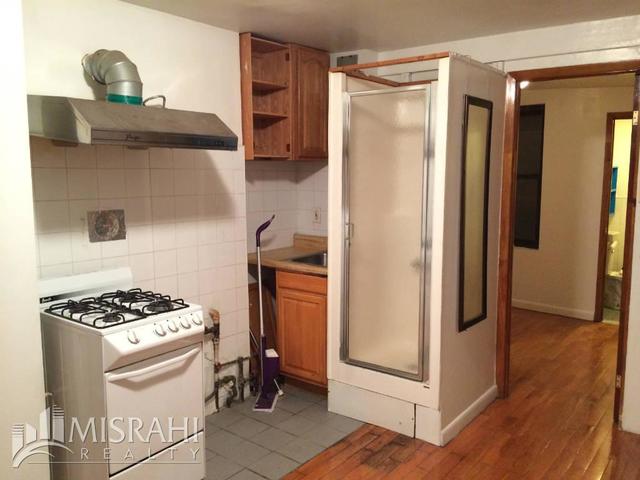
[39, 268, 206, 480]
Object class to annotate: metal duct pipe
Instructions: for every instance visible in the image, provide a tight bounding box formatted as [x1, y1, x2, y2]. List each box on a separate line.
[82, 49, 143, 105]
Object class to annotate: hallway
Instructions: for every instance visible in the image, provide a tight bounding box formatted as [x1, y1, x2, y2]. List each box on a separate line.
[285, 309, 640, 479]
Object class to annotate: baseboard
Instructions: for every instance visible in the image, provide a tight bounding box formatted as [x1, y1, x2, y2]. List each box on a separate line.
[328, 380, 415, 436]
[440, 385, 498, 445]
[512, 299, 594, 321]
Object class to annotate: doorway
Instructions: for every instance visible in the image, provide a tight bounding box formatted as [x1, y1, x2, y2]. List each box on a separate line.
[596, 112, 634, 325]
[498, 63, 640, 426]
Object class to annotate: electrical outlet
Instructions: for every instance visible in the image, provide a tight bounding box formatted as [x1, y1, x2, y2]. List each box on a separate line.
[312, 208, 321, 225]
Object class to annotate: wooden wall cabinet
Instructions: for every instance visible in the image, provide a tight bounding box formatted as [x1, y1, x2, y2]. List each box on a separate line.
[240, 33, 329, 161]
[276, 271, 327, 386]
[290, 45, 330, 159]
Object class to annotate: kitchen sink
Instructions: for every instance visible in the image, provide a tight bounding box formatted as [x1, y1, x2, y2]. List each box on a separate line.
[291, 252, 328, 267]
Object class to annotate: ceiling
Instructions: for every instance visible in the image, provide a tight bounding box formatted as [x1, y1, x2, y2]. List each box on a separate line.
[528, 74, 636, 90]
[124, 0, 640, 52]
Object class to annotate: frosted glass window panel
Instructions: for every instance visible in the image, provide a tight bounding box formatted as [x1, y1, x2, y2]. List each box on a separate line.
[459, 96, 492, 331]
[344, 87, 428, 379]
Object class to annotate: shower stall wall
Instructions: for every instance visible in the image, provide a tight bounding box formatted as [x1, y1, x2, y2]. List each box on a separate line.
[327, 53, 508, 445]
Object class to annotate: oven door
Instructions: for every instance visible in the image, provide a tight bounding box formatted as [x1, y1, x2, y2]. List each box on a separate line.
[104, 343, 204, 476]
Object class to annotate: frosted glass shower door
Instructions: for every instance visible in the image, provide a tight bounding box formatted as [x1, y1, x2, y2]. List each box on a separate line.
[342, 86, 430, 380]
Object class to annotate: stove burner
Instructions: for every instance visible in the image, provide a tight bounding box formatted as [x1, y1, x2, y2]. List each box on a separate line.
[144, 299, 173, 314]
[46, 289, 189, 329]
[99, 312, 123, 324]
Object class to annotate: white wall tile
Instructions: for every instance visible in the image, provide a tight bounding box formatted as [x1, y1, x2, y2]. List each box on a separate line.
[71, 231, 101, 262]
[68, 169, 98, 200]
[124, 148, 149, 169]
[125, 169, 151, 197]
[34, 200, 70, 233]
[175, 196, 198, 222]
[97, 145, 124, 169]
[38, 232, 72, 266]
[30, 137, 66, 168]
[151, 196, 176, 223]
[150, 148, 173, 168]
[177, 247, 198, 274]
[66, 144, 96, 168]
[101, 256, 130, 269]
[154, 249, 177, 277]
[198, 269, 216, 295]
[40, 263, 73, 279]
[101, 239, 128, 258]
[155, 275, 179, 298]
[128, 225, 154, 254]
[152, 223, 176, 251]
[175, 221, 198, 248]
[178, 272, 199, 298]
[129, 252, 155, 281]
[72, 259, 102, 274]
[197, 244, 216, 270]
[126, 197, 152, 226]
[151, 169, 174, 196]
[172, 149, 196, 169]
[33, 168, 68, 200]
[98, 169, 126, 198]
[68, 199, 99, 231]
[174, 169, 197, 195]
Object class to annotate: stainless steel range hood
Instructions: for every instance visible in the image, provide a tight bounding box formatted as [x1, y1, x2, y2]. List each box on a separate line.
[27, 95, 238, 150]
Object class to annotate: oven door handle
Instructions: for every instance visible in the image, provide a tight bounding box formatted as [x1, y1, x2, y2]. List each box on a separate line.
[105, 347, 200, 382]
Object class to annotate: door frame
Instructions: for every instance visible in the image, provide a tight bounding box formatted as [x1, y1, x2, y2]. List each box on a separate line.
[497, 60, 640, 422]
[595, 112, 635, 323]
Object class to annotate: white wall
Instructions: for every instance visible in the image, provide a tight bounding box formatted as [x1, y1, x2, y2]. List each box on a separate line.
[0, 2, 49, 479]
[437, 57, 505, 430]
[513, 86, 633, 320]
[245, 161, 328, 253]
[22, 0, 248, 415]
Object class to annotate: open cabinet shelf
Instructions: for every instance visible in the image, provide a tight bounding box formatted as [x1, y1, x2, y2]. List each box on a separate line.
[240, 32, 329, 161]
[253, 111, 288, 120]
[252, 79, 288, 92]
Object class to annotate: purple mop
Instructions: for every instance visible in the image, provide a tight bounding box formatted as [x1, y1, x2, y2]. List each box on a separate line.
[253, 215, 283, 412]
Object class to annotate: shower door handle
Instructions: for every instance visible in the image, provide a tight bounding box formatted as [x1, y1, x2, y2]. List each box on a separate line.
[345, 223, 354, 241]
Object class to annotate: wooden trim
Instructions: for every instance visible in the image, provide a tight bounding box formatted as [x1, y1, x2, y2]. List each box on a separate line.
[345, 71, 401, 87]
[499, 61, 640, 411]
[399, 80, 432, 86]
[497, 76, 519, 398]
[239, 33, 255, 160]
[458, 95, 493, 332]
[595, 112, 633, 323]
[510, 60, 640, 82]
[615, 73, 640, 423]
[329, 51, 450, 73]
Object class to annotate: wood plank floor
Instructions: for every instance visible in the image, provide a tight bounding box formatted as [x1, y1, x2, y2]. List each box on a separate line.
[284, 308, 640, 479]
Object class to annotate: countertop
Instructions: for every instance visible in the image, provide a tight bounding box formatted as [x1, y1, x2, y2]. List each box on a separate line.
[247, 234, 327, 276]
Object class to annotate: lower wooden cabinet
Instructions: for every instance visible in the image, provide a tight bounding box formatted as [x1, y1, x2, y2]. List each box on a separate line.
[276, 271, 327, 387]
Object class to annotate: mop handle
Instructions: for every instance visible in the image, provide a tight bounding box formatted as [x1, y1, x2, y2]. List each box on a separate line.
[256, 215, 275, 248]
[255, 215, 275, 388]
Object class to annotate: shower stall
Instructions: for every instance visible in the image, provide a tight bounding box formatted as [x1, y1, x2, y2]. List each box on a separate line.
[327, 53, 509, 445]
[341, 85, 432, 381]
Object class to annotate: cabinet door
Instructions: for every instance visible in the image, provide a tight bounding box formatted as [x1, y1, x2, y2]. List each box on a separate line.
[277, 274, 327, 386]
[292, 45, 329, 159]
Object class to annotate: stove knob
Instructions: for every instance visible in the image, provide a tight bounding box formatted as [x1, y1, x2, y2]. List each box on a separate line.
[191, 315, 203, 326]
[127, 330, 140, 345]
[154, 324, 166, 337]
[167, 320, 179, 333]
[180, 317, 191, 329]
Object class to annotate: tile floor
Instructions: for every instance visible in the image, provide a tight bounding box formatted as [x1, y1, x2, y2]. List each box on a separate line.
[204, 384, 363, 479]
[603, 307, 620, 324]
